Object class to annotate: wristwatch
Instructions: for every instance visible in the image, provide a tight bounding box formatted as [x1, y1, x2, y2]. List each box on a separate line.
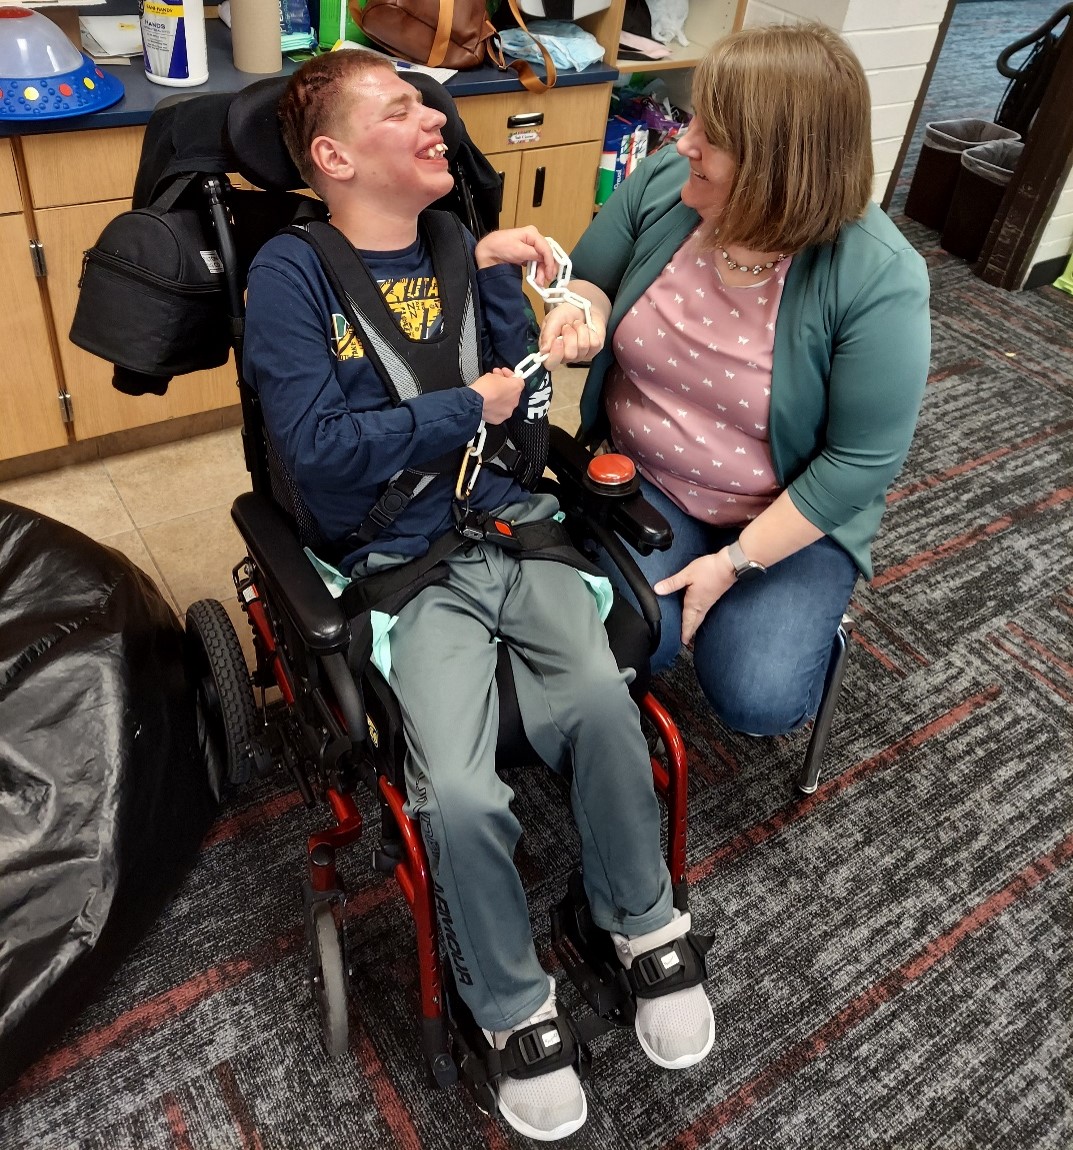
[726, 539, 767, 582]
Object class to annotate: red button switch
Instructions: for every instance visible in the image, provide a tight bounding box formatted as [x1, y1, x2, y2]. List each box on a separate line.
[586, 453, 636, 489]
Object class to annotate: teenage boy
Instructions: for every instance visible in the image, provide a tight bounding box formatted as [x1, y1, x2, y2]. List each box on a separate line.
[243, 49, 714, 1143]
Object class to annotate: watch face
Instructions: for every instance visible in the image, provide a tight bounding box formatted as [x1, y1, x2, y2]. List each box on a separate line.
[735, 561, 765, 582]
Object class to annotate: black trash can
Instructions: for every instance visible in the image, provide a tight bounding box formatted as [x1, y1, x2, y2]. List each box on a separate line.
[904, 119, 1021, 230]
[941, 139, 1025, 261]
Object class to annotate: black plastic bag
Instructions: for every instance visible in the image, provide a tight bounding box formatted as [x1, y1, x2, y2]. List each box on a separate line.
[0, 501, 216, 1091]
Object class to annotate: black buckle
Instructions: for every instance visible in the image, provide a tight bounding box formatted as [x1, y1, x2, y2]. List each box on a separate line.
[633, 942, 684, 990]
[494, 1014, 577, 1081]
[454, 506, 487, 543]
[452, 507, 523, 551]
[626, 934, 710, 1000]
[516, 1021, 561, 1068]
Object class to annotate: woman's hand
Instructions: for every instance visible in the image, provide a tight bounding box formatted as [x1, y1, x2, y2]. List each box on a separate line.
[469, 366, 524, 424]
[539, 300, 607, 368]
[654, 550, 737, 646]
[474, 226, 557, 283]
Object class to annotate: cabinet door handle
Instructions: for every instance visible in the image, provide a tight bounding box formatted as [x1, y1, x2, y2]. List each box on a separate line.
[532, 167, 546, 209]
[508, 112, 544, 128]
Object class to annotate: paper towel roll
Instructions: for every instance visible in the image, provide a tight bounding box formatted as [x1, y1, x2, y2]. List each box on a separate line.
[230, 0, 283, 74]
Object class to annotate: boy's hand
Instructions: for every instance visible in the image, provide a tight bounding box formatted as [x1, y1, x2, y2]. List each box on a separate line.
[470, 367, 525, 424]
[474, 227, 557, 285]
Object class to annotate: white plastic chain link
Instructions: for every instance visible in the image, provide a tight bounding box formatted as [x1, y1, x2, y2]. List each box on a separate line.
[460, 237, 592, 496]
[508, 236, 597, 382]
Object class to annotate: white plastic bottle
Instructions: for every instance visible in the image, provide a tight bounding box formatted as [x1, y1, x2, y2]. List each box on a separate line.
[139, 0, 209, 87]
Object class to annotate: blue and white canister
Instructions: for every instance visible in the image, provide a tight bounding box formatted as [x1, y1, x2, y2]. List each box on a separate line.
[140, 0, 209, 87]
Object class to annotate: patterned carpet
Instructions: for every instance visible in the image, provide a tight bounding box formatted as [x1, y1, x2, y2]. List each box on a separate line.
[2, 5, 1071, 1148]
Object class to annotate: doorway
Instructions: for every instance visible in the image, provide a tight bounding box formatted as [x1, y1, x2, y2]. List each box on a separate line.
[884, 0, 1073, 289]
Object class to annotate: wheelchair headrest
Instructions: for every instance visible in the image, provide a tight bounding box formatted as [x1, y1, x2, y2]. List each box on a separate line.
[223, 68, 466, 194]
[225, 76, 304, 192]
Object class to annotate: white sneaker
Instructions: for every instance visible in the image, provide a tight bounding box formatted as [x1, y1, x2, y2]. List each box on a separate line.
[484, 978, 587, 1141]
[613, 910, 715, 1070]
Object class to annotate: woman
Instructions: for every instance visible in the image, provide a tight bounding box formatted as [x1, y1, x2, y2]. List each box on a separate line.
[540, 23, 930, 736]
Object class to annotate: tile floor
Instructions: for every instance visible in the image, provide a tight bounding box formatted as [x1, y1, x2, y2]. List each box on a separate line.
[0, 367, 587, 668]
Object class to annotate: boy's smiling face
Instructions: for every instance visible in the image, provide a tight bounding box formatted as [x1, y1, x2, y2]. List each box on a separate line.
[317, 67, 454, 217]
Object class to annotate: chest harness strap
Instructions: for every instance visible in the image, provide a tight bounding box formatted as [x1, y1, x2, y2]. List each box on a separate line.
[286, 213, 527, 548]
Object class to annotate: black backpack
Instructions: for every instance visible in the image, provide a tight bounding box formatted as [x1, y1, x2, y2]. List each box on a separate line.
[70, 174, 231, 396]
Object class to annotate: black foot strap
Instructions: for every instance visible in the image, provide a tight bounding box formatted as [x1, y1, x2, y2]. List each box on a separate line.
[625, 931, 713, 1001]
[481, 1006, 579, 1082]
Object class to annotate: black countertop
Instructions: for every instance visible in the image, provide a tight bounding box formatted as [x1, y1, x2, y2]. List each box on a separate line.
[1, 15, 617, 138]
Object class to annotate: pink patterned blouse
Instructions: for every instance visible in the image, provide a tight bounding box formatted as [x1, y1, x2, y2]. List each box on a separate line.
[605, 229, 790, 525]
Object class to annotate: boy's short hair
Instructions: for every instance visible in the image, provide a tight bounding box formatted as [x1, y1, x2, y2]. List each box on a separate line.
[278, 50, 396, 190]
[692, 23, 873, 253]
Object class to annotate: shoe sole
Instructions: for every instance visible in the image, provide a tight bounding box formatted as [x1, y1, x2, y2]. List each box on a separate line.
[635, 998, 716, 1070]
[498, 1089, 588, 1142]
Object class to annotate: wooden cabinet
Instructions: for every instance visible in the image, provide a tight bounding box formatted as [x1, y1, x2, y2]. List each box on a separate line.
[456, 82, 611, 252]
[0, 213, 70, 460]
[0, 140, 69, 461]
[34, 200, 238, 441]
[0, 138, 22, 215]
[6, 127, 239, 454]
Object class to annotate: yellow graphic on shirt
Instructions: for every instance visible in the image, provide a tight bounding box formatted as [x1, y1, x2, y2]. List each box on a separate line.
[331, 275, 443, 360]
[333, 313, 364, 360]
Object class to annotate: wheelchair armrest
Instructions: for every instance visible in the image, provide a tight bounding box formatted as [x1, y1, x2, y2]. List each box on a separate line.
[231, 491, 351, 655]
[545, 426, 670, 652]
[547, 426, 672, 554]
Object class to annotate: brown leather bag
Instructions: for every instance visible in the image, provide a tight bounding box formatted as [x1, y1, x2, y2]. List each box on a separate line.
[353, 0, 558, 91]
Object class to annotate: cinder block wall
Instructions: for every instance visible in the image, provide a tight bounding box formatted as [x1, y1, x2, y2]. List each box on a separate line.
[742, 0, 948, 201]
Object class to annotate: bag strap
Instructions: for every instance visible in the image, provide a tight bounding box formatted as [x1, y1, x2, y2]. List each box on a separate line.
[503, 0, 558, 93]
[430, 0, 456, 68]
[150, 172, 199, 214]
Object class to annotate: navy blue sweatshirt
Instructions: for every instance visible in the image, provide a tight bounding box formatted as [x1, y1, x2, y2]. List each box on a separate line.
[243, 227, 541, 571]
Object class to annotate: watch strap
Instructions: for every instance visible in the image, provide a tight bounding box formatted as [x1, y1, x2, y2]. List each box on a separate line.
[727, 539, 766, 579]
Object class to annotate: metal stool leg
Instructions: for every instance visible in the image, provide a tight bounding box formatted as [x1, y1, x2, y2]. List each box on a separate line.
[796, 615, 854, 795]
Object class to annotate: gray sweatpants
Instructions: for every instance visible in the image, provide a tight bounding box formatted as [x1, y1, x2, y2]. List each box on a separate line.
[383, 497, 673, 1031]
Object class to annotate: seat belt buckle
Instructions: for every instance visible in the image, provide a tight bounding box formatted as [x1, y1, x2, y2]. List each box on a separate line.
[454, 506, 486, 543]
[485, 518, 522, 550]
[452, 507, 523, 551]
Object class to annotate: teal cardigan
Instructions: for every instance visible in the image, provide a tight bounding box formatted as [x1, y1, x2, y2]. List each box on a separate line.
[571, 149, 931, 580]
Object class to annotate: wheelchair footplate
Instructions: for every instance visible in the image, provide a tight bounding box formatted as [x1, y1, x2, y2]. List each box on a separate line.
[550, 868, 637, 1028]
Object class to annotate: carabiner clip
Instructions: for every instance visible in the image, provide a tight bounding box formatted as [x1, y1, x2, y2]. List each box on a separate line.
[455, 421, 487, 502]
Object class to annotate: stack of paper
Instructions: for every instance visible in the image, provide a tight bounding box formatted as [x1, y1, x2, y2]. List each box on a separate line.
[79, 15, 143, 64]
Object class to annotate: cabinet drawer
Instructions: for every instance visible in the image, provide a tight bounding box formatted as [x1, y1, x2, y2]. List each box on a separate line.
[456, 83, 611, 156]
[21, 126, 145, 209]
[0, 139, 21, 216]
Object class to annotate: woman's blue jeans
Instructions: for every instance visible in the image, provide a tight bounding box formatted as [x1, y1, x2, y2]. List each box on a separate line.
[601, 479, 859, 736]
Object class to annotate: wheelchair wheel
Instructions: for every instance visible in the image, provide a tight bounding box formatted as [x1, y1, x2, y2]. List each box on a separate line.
[308, 900, 349, 1060]
[185, 598, 257, 800]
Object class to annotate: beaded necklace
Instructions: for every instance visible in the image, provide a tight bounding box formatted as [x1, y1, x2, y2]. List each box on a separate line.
[718, 245, 788, 277]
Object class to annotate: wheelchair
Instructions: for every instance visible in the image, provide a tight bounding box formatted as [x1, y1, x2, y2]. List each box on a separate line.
[137, 73, 699, 1105]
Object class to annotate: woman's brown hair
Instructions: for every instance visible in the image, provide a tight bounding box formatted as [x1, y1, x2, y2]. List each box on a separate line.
[278, 49, 395, 190]
[691, 23, 873, 253]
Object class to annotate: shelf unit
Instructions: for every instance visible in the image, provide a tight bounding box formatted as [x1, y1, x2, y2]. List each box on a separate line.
[580, 0, 748, 75]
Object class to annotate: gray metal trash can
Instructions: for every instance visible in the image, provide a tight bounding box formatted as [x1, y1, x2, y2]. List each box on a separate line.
[904, 119, 1021, 230]
[941, 139, 1025, 261]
